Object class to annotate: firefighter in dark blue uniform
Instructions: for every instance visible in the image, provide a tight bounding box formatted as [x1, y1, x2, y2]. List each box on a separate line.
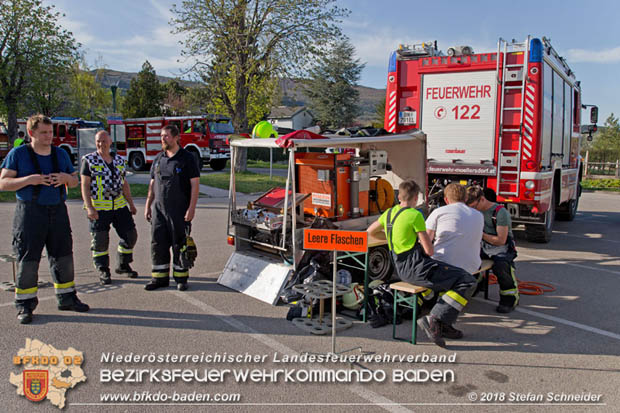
[144, 124, 200, 291]
[0, 114, 89, 324]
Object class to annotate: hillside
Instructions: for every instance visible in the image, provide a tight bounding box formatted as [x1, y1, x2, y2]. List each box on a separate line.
[93, 69, 386, 124]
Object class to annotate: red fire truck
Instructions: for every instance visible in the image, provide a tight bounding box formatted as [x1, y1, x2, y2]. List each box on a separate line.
[17, 117, 104, 164]
[385, 36, 598, 242]
[114, 114, 231, 171]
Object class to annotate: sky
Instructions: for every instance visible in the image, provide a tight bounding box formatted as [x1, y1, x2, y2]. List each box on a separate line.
[47, 0, 619, 123]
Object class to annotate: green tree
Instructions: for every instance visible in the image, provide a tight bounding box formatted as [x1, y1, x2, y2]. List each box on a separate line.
[589, 114, 620, 163]
[373, 99, 386, 129]
[197, 64, 280, 127]
[122, 61, 163, 118]
[66, 57, 111, 122]
[162, 79, 189, 116]
[304, 39, 365, 129]
[171, 0, 348, 171]
[0, 0, 78, 141]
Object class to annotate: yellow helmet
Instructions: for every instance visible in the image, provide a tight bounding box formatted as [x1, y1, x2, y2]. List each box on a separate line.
[252, 121, 278, 139]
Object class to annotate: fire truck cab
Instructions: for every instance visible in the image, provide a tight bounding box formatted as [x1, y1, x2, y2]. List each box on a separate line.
[116, 115, 232, 171]
[385, 36, 598, 242]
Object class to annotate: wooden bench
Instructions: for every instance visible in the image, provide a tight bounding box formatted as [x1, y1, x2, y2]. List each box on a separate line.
[389, 259, 494, 345]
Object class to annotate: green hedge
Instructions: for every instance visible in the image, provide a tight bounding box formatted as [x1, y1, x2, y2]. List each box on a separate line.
[582, 179, 620, 191]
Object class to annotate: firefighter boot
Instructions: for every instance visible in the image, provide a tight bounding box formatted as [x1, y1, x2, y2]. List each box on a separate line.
[58, 293, 90, 312]
[17, 309, 33, 324]
[144, 278, 169, 291]
[417, 315, 446, 348]
[441, 323, 464, 339]
[99, 268, 112, 286]
[116, 263, 138, 279]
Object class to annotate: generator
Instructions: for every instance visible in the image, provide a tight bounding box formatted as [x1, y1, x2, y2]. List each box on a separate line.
[295, 150, 388, 221]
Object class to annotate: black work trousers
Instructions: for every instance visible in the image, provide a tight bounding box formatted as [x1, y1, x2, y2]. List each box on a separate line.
[89, 207, 137, 270]
[150, 205, 189, 285]
[394, 249, 476, 326]
[12, 200, 77, 311]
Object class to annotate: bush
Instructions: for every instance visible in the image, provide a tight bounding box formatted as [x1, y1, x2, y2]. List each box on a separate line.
[581, 179, 620, 190]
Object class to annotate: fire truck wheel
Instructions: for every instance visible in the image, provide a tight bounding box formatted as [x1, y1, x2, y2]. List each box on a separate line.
[62, 147, 76, 165]
[556, 197, 578, 221]
[209, 159, 227, 171]
[190, 151, 203, 171]
[368, 246, 392, 281]
[525, 190, 555, 243]
[129, 153, 146, 171]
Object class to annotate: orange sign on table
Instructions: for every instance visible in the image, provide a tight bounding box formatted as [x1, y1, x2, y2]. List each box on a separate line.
[303, 229, 368, 252]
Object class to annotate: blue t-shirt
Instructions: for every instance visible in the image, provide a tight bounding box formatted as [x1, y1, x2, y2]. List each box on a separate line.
[1, 145, 75, 204]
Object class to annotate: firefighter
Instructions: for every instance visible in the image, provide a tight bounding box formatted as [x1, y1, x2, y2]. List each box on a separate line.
[80, 130, 138, 285]
[144, 124, 200, 291]
[466, 185, 519, 313]
[13, 131, 27, 148]
[425, 183, 484, 339]
[367, 180, 477, 347]
[0, 114, 89, 324]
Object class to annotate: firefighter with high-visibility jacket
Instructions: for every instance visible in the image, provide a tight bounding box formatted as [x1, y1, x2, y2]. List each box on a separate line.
[80, 130, 138, 285]
[144, 124, 200, 291]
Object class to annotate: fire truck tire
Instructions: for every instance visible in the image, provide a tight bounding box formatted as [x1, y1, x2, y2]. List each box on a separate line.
[129, 153, 146, 171]
[367, 246, 393, 281]
[557, 183, 580, 221]
[190, 150, 203, 171]
[525, 190, 555, 243]
[62, 147, 75, 165]
[209, 159, 227, 171]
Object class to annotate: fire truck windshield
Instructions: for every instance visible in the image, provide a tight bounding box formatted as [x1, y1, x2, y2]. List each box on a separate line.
[209, 121, 234, 134]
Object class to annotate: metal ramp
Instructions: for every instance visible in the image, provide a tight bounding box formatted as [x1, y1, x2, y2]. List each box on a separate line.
[496, 37, 530, 197]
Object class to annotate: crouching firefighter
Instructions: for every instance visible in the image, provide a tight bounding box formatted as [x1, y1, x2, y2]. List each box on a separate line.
[144, 124, 200, 291]
[466, 186, 519, 313]
[367, 180, 477, 347]
[81, 130, 138, 285]
[0, 114, 89, 324]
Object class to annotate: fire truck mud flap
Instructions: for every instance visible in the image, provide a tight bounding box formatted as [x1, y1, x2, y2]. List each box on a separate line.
[217, 251, 293, 305]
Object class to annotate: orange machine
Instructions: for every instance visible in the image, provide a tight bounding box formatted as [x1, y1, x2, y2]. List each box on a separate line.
[295, 152, 369, 221]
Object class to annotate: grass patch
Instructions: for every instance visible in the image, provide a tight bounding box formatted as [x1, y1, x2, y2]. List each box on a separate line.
[582, 178, 620, 191]
[200, 171, 287, 193]
[0, 183, 150, 202]
[223, 159, 288, 169]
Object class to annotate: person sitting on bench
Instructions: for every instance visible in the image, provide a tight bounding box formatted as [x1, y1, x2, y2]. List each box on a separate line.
[367, 180, 477, 347]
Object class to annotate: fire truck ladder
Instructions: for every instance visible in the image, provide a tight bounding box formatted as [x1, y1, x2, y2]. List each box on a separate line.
[496, 36, 530, 197]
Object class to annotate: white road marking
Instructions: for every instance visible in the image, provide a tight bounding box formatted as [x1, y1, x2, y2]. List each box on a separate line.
[473, 298, 620, 341]
[171, 290, 412, 413]
[518, 253, 620, 276]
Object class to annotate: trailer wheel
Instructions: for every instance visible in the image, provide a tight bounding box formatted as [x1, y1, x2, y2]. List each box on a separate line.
[209, 158, 227, 171]
[129, 153, 146, 171]
[525, 190, 555, 243]
[367, 246, 393, 281]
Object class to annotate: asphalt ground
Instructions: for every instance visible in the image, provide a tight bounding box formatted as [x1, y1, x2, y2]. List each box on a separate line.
[0, 191, 619, 412]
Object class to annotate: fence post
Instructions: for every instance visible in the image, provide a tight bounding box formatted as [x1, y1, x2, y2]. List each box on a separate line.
[584, 151, 589, 178]
[616, 159, 619, 178]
